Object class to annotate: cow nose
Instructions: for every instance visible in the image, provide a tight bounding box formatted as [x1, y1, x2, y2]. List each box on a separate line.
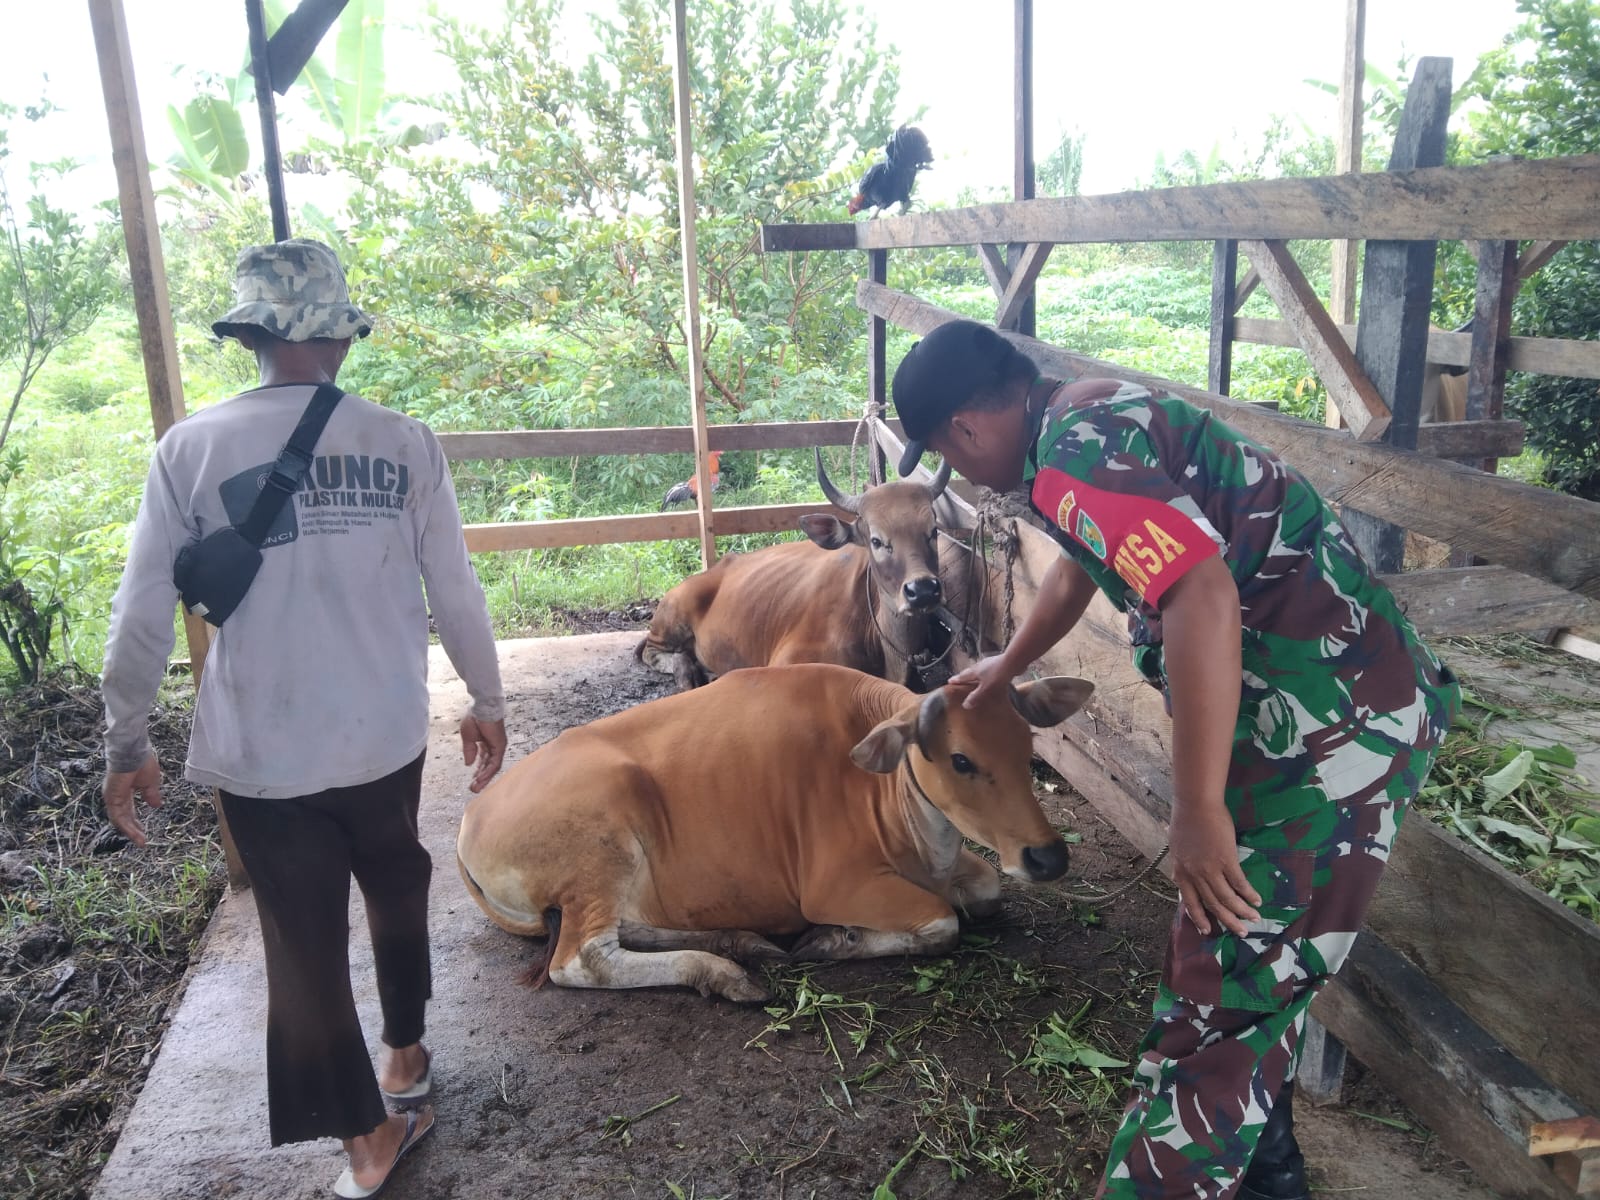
[903, 576, 942, 608]
[1022, 840, 1070, 882]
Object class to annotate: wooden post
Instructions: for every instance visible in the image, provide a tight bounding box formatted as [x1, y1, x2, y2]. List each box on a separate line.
[868, 248, 888, 484]
[1466, 240, 1519, 473]
[1344, 57, 1451, 573]
[1010, 0, 1036, 339]
[244, 0, 291, 242]
[88, 0, 247, 890]
[1328, 0, 1365, 356]
[1208, 240, 1237, 394]
[668, 0, 716, 569]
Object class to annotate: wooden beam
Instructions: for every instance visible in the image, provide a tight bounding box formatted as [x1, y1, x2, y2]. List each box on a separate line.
[1329, 0, 1366, 326]
[1414, 420, 1525, 461]
[434, 419, 907, 462]
[1235, 317, 1600, 380]
[1208, 240, 1237, 394]
[1380, 566, 1597, 635]
[1241, 239, 1392, 440]
[976, 243, 1011, 297]
[762, 156, 1600, 251]
[855, 281, 1600, 597]
[868, 249, 889, 485]
[1345, 56, 1452, 570]
[244, 0, 291, 241]
[995, 242, 1051, 331]
[1468, 240, 1520, 473]
[89, 0, 246, 891]
[1230, 265, 1260, 315]
[1311, 937, 1584, 1200]
[668, 0, 715, 569]
[1531, 1118, 1600, 1158]
[1518, 240, 1568, 283]
[462, 501, 846, 553]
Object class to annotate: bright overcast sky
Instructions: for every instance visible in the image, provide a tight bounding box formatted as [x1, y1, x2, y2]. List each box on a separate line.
[2, 1, 1526, 211]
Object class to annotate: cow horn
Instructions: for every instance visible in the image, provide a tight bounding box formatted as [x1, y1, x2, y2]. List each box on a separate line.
[814, 448, 862, 514]
[925, 457, 952, 501]
[914, 688, 946, 757]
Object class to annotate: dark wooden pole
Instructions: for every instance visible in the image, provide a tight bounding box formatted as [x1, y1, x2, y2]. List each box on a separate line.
[1343, 57, 1452, 573]
[1010, 0, 1036, 339]
[1208, 239, 1238, 394]
[1466, 240, 1519, 474]
[245, 0, 291, 241]
[868, 248, 889, 483]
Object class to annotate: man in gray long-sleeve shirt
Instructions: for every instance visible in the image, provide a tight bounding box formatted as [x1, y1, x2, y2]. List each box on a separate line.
[101, 239, 504, 1198]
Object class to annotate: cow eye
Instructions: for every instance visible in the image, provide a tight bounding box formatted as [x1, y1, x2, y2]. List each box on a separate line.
[869, 536, 884, 550]
[950, 752, 977, 775]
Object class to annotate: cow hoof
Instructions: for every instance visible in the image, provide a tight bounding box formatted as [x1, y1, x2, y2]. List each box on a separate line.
[721, 932, 789, 962]
[719, 970, 772, 1005]
[792, 925, 861, 960]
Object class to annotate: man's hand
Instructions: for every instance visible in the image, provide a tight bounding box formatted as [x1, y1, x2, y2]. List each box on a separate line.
[460, 714, 507, 793]
[103, 755, 164, 848]
[949, 654, 1017, 709]
[1168, 798, 1261, 938]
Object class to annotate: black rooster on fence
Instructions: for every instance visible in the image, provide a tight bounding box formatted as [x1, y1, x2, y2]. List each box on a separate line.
[848, 125, 934, 216]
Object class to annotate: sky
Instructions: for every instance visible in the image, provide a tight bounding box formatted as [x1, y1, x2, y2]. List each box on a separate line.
[0, 0, 1527, 214]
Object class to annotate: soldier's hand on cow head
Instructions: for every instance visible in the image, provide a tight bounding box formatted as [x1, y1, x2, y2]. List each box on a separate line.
[1008, 677, 1095, 727]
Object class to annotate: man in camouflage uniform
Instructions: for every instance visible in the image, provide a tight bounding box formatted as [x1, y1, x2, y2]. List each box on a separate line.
[890, 320, 1457, 1199]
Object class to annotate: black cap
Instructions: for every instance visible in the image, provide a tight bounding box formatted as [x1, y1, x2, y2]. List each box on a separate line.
[891, 319, 1034, 475]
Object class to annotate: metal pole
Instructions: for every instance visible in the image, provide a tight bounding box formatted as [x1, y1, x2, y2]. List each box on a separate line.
[1012, 0, 1036, 338]
[669, 0, 717, 569]
[245, 0, 291, 241]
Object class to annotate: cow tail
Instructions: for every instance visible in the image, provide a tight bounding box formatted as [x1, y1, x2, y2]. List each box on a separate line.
[518, 907, 563, 990]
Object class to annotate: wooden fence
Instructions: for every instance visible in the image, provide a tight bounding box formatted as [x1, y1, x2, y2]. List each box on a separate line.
[761, 144, 1600, 1198]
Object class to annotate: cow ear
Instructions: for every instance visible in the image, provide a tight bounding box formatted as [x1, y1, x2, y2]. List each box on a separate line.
[799, 513, 854, 550]
[1009, 677, 1095, 727]
[850, 711, 915, 773]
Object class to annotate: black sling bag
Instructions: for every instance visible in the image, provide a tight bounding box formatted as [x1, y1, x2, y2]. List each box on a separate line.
[173, 383, 344, 627]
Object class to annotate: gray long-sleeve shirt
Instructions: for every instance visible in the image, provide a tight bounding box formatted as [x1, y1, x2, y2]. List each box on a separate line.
[102, 383, 504, 798]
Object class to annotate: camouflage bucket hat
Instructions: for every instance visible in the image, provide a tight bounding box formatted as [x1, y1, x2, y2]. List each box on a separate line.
[212, 238, 373, 342]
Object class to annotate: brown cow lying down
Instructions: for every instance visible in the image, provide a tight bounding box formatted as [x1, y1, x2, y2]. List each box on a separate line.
[456, 663, 1093, 1003]
[636, 451, 953, 691]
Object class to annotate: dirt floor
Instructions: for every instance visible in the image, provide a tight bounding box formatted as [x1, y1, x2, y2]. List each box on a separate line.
[74, 632, 1506, 1200]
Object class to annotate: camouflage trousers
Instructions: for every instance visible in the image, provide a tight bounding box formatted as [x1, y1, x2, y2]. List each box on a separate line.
[1096, 740, 1439, 1199]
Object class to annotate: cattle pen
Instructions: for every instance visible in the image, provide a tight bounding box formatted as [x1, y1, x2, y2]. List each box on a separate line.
[72, 0, 1600, 1198]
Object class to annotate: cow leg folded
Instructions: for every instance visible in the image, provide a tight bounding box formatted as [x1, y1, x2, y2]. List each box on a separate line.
[794, 875, 961, 960]
[945, 848, 1003, 919]
[550, 928, 771, 1004]
[616, 921, 789, 962]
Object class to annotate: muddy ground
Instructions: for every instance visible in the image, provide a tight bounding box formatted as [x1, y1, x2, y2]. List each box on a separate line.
[66, 631, 1505, 1200]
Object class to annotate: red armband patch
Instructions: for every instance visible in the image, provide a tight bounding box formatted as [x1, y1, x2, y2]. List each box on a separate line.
[1031, 466, 1220, 606]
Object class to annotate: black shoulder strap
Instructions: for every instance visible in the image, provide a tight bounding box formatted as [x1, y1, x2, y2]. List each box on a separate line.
[238, 383, 344, 546]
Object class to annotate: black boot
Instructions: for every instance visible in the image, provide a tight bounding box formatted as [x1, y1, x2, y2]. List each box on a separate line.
[1238, 1080, 1310, 1200]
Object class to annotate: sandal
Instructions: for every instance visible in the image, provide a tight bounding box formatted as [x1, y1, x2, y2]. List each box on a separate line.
[333, 1105, 435, 1199]
[379, 1046, 432, 1108]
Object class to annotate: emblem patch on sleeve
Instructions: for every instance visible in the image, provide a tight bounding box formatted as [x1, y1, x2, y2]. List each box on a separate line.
[1074, 508, 1107, 559]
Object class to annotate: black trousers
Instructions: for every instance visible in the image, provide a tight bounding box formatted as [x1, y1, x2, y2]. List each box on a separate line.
[221, 753, 432, 1146]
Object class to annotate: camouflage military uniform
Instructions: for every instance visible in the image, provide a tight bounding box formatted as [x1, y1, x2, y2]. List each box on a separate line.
[1022, 379, 1458, 1199]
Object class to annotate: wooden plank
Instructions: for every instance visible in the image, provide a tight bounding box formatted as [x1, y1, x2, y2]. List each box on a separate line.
[1230, 264, 1260, 315]
[1380, 566, 1598, 635]
[1241, 239, 1392, 440]
[1365, 815, 1600, 1118]
[1532, 1119, 1600, 1158]
[868, 249, 888, 484]
[1329, 0, 1366, 327]
[976, 243, 1011, 297]
[1345, 56, 1451, 570]
[1468, 240, 1520, 473]
[1411, 420, 1524, 461]
[762, 156, 1600, 252]
[1235, 317, 1600, 381]
[89, 0, 246, 891]
[995, 242, 1051, 331]
[1208, 240, 1237, 394]
[668, 0, 715, 568]
[462, 501, 844, 553]
[435, 419, 906, 461]
[1311, 937, 1583, 1200]
[1518, 240, 1568, 283]
[856, 281, 1600, 598]
[1296, 1017, 1348, 1107]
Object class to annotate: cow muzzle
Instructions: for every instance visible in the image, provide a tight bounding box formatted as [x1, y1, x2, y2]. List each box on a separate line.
[1018, 839, 1070, 882]
[901, 575, 942, 611]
